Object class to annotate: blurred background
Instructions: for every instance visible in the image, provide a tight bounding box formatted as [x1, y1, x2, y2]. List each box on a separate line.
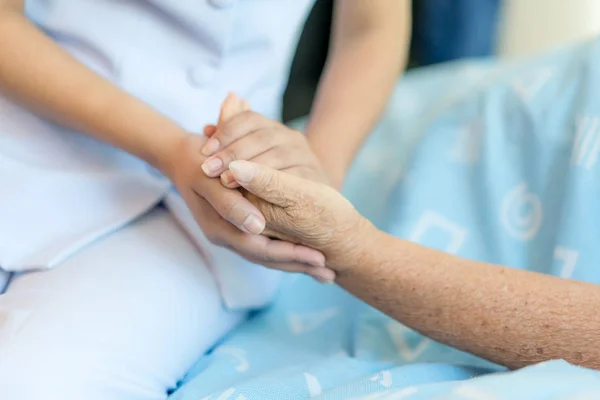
[283, 0, 600, 122]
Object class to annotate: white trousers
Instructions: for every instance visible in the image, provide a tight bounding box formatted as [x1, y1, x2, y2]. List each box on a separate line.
[0, 208, 245, 399]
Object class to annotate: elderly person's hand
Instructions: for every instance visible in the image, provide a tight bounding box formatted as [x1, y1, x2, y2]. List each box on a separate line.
[229, 160, 600, 373]
[229, 160, 374, 272]
[165, 96, 331, 278]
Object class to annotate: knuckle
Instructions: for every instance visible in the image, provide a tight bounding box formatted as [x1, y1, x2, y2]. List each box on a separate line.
[280, 197, 296, 209]
[261, 176, 285, 204]
[220, 111, 261, 143]
[259, 244, 281, 264]
[234, 111, 256, 129]
[220, 124, 237, 143]
[218, 148, 237, 164]
[255, 128, 279, 145]
[259, 167, 276, 190]
[271, 184, 296, 209]
[271, 144, 290, 159]
[220, 199, 240, 222]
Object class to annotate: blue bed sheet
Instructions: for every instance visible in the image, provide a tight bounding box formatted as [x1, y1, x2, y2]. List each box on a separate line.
[171, 37, 600, 399]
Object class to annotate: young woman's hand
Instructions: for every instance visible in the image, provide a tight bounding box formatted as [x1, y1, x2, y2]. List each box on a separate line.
[200, 94, 329, 188]
[163, 133, 331, 277]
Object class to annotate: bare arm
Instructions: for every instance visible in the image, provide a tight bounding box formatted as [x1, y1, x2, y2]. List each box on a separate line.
[306, 0, 411, 188]
[0, 1, 324, 269]
[0, 1, 184, 172]
[337, 229, 600, 370]
[230, 161, 600, 371]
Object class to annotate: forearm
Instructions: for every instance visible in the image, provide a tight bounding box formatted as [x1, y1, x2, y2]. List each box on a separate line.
[306, 7, 410, 188]
[337, 228, 600, 369]
[0, 10, 184, 173]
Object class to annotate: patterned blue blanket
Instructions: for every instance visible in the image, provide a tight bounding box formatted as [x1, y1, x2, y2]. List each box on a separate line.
[171, 38, 600, 400]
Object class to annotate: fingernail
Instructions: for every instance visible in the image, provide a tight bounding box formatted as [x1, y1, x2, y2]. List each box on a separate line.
[311, 269, 336, 284]
[229, 161, 256, 184]
[201, 157, 223, 176]
[202, 138, 220, 156]
[242, 214, 265, 235]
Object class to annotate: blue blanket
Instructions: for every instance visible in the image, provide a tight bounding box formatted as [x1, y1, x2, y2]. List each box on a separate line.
[171, 38, 600, 399]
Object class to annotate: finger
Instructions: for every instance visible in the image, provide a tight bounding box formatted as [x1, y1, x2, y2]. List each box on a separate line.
[203, 124, 217, 137]
[260, 261, 315, 274]
[241, 99, 251, 111]
[200, 128, 286, 177]
[221, 156, 308, 189]
[196, 178, 266, 235]
[217, 92, 247, 126]
[229, 160, 310, 207]
[186, 191, 324, 267]
[220, 142, 311, 189]
[261, 262, 336, 283]
[246, 145, 308, 171]
[202, 111, 278, 157]
[221, 171, 240, 189]
[242, 233, 326, 267]
[306, 268, 337, 284]
[202, 210, 326, 267]
[201, 93, 247, 156]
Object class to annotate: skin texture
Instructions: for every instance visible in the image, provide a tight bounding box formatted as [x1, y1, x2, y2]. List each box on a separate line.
[205, 95, 335, 278]
[203, 94, 336, 280]
[229, 160, 600, 371]
[200, 94, 329, 189]
[0, 1, 324, 268]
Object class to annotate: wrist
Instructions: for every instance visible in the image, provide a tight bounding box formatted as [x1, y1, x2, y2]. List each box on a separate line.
[327, 216, 380, 272]
[150, 129, 191, 179]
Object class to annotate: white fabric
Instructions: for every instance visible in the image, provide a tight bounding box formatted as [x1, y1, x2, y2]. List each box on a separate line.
[164, 192, 283, 309]
[0, 0, 315, 308]
[0, 208, 245, 400]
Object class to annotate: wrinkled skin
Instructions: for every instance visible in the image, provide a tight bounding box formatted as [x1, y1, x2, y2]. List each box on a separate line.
[229, 160, 370, 271]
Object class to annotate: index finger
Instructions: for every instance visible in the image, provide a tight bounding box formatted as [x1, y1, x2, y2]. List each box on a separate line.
[229, 160, 306, 208]
[201, 111, 278, 157]
[217, 93, 250, 127]
[196, 176, 266, 235]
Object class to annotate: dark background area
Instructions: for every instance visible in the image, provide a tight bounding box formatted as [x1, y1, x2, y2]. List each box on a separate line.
[282, 0, 501, 123]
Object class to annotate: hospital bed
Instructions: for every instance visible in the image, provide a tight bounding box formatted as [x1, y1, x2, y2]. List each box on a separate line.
[170, 2, 600, 399]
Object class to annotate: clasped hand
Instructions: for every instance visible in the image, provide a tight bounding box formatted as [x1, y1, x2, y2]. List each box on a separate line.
[162, 94, 336, 281]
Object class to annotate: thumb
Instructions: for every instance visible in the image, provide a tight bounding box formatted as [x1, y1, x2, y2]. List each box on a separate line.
[229, 161, 307, 207]
[218, 92, 250, 126]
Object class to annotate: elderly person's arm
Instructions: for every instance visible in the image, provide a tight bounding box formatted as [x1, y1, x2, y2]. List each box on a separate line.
[229, 160, 600, 370]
